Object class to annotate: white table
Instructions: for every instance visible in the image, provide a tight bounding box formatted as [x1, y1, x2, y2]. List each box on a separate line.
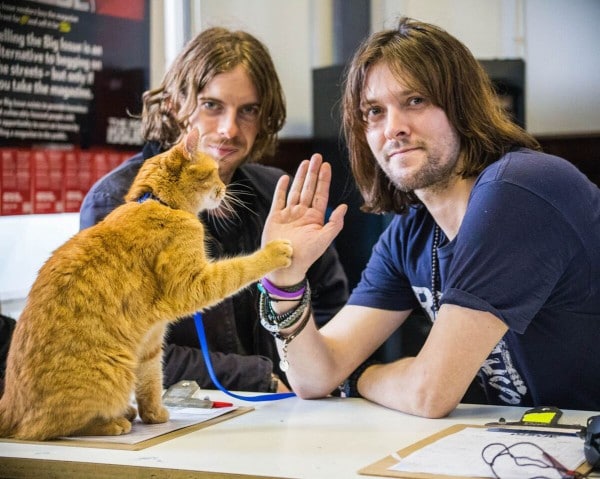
[0, 390, 597, 478]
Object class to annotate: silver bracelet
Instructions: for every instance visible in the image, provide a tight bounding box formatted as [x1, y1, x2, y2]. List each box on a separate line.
[271, 305, 312, 372]
[258, 281, 311, 332]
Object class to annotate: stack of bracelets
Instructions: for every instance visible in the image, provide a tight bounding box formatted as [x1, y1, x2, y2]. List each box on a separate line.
[257, 276, 312, 372]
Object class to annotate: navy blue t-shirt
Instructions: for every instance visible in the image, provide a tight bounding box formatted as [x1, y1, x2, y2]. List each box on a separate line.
[349, 149, 600, 410]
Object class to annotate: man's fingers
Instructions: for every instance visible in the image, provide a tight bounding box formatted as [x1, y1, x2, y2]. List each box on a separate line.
[271, 175, 290, 213]
[287, 160, 309, 207]
[327, 203, 347, 229]
[311, 161, 332, 211]
[312, 203, 347, 255]
[275, 154, 332, 215]
[299, 154, 323, 206]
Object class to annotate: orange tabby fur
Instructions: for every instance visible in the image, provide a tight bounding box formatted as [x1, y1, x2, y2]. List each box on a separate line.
[0, 127, 292, 440]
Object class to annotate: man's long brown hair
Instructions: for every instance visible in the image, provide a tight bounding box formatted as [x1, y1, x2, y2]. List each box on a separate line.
[141, 27, 286, 161]
[342, 17, 540, 214]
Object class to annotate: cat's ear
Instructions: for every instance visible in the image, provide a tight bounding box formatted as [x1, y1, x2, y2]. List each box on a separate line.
[185, 127, 200, 155]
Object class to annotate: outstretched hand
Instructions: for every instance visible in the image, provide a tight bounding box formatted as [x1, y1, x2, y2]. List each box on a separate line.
[262, 154, 347, 284]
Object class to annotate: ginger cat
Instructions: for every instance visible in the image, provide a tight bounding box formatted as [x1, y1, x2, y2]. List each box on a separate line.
[0, 127, 292, 440]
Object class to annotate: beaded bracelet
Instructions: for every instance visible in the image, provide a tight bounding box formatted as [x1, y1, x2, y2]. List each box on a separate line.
[258, 282, 311, 332]
[258, 280, 312, 372]
[260, 277, 307, 299]
[271, 304, 312, 372]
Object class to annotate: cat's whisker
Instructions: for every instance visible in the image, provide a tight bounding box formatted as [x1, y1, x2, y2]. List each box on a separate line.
[222, 195, 247, 221]
[225, 199, 256, 224]
[226, 180, 253, 195]
[226, 194, 253, 215]
[204, 198, 240, 229]
[225, 183, 257, 216]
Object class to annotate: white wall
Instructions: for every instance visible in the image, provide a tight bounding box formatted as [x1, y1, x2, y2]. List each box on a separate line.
[374, 0, 600, 135]
[2, 0, 599, 318]
[524, 0, 600, 134]
[193, 0, 314, 137]
[148, 0, 600, 137]
[372, 0, 506, 57]
[0, 213, 80, 317]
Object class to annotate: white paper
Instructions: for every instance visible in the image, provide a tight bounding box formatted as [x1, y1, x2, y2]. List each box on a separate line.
[389, 427, 586, 478]
[61, 406, 237, 445]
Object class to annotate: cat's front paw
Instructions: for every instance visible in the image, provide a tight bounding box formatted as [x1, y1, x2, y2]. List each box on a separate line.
[264, 239, 293, 268]
[139, 405, 170, 424]
[124, 405, 138, 421]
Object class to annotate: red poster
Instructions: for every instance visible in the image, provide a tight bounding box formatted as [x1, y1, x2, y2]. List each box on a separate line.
[1, 149, 33, 215]
[32, 150, 65, 214]
[0, 0, 149, 215]
[63, 150, 93, 213]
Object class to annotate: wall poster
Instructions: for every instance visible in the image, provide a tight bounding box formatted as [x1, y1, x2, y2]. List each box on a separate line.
[0, 0, 150, 215]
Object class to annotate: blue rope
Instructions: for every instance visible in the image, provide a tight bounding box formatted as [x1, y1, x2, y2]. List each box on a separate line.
[193, 312, 296, 401]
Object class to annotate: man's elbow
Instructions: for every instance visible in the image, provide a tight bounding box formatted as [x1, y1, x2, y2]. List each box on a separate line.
[410, 383, 461, 418]
[414, 400, 457, 419]
[289, 380, 336, 400]
[406, 380, 462, 419]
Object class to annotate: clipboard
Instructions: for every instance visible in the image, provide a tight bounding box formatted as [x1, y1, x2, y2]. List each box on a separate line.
[0, 406, 253, 451]
[358, 424, 593, 479]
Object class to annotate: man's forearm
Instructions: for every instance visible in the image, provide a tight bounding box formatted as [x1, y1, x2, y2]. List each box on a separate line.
[277, 311, 346, 398]
[357, 358, 461, 418]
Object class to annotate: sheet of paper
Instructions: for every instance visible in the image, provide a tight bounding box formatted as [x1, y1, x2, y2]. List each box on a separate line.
[389, 427, 586, 478]
[61, 406, 237, 445]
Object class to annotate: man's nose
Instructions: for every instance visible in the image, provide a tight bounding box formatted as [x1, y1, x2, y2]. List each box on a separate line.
[218, 110, 239, 138]
[384, 107, 410, 140]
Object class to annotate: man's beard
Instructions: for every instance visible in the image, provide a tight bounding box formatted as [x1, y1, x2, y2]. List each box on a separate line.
[382, 140, 460, 193]
[389, 155, 457, 192]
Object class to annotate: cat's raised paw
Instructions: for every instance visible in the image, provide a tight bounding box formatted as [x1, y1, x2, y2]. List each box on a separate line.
[264, 239, 293, 267]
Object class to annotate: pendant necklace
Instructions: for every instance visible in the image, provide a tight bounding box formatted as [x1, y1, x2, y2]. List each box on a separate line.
[431, 224, 441, 319]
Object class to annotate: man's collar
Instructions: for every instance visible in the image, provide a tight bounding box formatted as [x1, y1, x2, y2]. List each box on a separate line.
[142, 141, 163, 160]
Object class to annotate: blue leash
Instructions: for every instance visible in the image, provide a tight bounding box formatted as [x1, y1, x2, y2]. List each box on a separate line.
[193, 312, 296, 401]
[139, 188, 293, 401]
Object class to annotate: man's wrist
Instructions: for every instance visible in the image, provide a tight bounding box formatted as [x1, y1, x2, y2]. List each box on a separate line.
[340, 359, 380, 398]
[264, 271, 307, 289]
[260, 277, 306, 298]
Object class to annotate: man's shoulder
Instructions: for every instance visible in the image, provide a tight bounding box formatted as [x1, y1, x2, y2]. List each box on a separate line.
[88, 152, 145, 198]
[477, 148, 593, 195]
[483, 148, 573, 180]
[80, 151, 145, 229]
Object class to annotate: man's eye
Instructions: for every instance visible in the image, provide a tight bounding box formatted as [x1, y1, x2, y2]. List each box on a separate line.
[241, 106, 260, 117]
[409, 97, 425, 106]
[201, 101, 220, 111]
[238, 106, 260, 123]
[362, 106, 382, 121]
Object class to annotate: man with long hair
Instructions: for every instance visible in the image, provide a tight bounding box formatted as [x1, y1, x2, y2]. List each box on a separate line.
[260, 17, 600, 416]
[80, 27, 348, 393]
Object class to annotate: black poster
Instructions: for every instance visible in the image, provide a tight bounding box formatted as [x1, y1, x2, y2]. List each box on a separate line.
[0, 0, 150, 149]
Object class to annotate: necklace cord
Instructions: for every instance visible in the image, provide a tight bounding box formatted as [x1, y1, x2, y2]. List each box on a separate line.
[431, 224, 441, 317]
